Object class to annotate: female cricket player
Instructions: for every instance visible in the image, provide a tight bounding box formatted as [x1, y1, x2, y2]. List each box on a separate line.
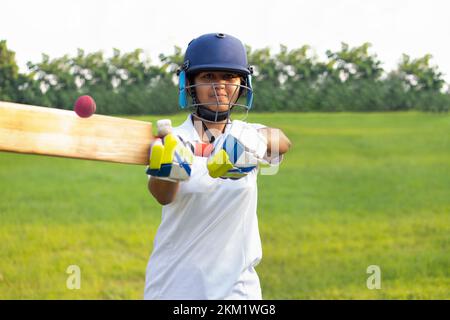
[144, 33, 291, 299]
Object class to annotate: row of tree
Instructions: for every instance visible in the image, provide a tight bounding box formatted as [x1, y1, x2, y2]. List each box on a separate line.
[0, 40, 448, 113]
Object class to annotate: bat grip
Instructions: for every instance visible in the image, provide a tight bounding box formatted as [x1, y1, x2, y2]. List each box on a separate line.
[157, 119, 172, 137]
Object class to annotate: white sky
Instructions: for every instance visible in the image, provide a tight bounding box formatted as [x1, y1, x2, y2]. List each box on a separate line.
[1, 0, 450, 81]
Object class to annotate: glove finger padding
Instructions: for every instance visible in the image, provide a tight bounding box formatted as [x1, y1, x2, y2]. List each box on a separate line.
[147, 134, 194, 182]
[207, 122, 268, 179]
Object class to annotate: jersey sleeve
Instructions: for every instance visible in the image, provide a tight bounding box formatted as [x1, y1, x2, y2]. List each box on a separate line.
[249, 123, 284, 165]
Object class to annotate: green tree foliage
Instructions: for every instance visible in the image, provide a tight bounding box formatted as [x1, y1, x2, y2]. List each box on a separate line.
[319, 43, 386, 111]
[326, 42, 384, 81]
[397, 54, 445, 91]
[0, 40, 20, 101]
[0, 40, 448, 113]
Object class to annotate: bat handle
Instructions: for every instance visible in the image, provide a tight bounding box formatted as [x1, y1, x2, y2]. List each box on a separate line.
[156, 119, 172, 137]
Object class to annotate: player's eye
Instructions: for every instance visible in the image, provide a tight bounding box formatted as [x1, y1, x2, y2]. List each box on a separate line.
[202, 73, 214, 80]
[224, 73, 238, 80]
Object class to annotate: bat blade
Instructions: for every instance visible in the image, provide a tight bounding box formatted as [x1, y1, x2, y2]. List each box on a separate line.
[0, 101, 154, 165]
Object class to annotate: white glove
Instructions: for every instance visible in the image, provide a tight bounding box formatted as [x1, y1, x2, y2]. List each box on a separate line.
[146, 120, 194, 182]
[207, 121, 268, 179]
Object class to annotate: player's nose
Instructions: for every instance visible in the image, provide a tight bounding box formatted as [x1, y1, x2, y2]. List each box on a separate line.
[211, 82, 227, 96]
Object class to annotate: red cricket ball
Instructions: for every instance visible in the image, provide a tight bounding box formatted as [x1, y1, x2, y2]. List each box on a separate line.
[74, 95, 96, 118]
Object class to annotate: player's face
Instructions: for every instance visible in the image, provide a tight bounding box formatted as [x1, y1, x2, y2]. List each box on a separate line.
[193, 72, 242, 112]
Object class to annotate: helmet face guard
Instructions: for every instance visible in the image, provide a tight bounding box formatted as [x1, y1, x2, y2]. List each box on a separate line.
[178, 70, 253, 122]
[178, 33, 254, 123]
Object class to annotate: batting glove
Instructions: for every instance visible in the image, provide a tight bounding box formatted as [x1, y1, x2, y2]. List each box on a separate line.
[207, 122, 268, 179]
[146, 120, 194, 182]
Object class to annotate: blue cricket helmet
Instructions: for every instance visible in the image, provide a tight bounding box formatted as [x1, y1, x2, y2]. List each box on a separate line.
[183, 33, 252, 76]
[178, 33, 254, 114]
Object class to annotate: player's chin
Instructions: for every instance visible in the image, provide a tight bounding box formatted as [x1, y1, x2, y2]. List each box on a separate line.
[205, 103, 231, 113]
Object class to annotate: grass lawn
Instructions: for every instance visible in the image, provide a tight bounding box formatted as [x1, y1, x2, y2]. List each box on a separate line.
[0, 111, 449, 299]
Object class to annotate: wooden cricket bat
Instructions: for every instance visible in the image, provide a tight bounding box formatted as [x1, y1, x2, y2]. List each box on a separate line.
[0, 101, 154, 165]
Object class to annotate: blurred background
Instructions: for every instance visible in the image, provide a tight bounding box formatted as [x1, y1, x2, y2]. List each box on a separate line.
[0, 0, 449, 299]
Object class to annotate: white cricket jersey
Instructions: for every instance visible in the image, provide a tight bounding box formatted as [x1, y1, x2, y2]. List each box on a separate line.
[144, 114, 268, 300]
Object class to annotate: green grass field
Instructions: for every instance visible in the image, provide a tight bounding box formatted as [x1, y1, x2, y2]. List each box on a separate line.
[0, 111, 449, 299]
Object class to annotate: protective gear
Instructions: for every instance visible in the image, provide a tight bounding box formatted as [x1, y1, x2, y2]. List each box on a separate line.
[183, 33, 252, 76]
[146, 133, 194, 182]
[207, 121, 268, 179]
[195, 104, 230, 122]
[177, 33, 254, 122]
